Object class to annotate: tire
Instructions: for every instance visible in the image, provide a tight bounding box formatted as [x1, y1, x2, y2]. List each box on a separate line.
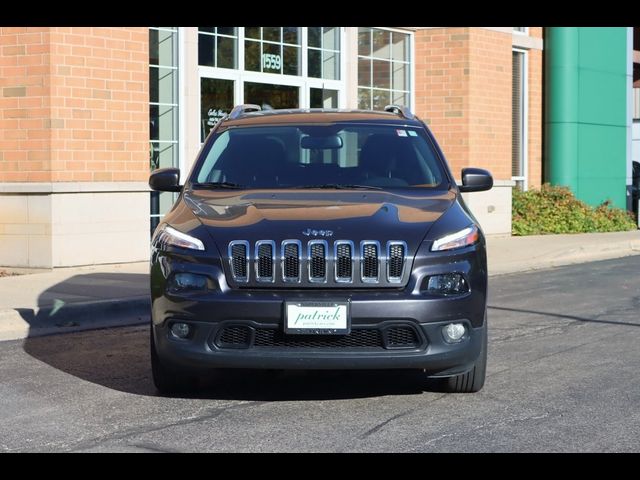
[150, 325, 196, 395]
[437, 322, 487, 393]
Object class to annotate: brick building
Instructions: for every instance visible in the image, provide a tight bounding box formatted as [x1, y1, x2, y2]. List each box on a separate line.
[0, 27, 638, 268]
[0, 27, 149, 267]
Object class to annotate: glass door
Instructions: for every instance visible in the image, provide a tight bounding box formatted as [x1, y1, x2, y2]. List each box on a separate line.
[310, 88, 338, 108]
[244, 81, 299, 109]
[200, 78, 235, 142]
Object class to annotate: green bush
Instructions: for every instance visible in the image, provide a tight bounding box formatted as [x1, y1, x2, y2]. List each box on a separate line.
[512, 184, 637, 236]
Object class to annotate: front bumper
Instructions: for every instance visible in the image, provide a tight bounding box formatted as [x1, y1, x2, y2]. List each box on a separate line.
[153, 317, 485, 375]
[150, 241, 487, 376]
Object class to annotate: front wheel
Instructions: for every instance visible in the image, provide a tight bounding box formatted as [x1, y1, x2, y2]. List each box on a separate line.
[436, 323, 487, 393]
[150, 325, 197, 395]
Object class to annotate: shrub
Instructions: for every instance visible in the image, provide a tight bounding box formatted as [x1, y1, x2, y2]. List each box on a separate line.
[512, 184, 637, 236]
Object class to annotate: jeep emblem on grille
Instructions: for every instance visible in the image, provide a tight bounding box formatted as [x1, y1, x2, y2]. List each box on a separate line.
[302, 228, 333, 237]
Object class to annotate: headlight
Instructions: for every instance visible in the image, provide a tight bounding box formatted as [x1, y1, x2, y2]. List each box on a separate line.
[431, 225, 479, 251]
[425, 273, 469, 295]
[167, 272, 208, 293]
[153, 225, 205, 251]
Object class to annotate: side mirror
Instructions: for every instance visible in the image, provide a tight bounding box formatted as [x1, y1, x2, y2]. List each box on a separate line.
[149, 167, 181, 192]
[459, 168, 493, 193]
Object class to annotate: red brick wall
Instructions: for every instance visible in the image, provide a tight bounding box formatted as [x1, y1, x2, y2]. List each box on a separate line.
[0, 27, 51, 182]
[467, 28, 512, 180]
[414, 28, 471, 179]
[414, 27, 541, 183]
[528, 46, 543, 189]
[0, 27, 149, 183]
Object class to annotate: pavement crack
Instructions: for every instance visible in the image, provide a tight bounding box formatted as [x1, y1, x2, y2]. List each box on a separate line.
[415, 411, 552, 451]
[66, 400, 268, 452]
[130, 442, 184, 453]
[358, 396, 448, 440]
[486, 325, 632, 381]
[360, 410, 413, 439]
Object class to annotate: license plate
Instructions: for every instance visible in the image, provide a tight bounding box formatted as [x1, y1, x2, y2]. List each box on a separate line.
[285, 301, 350, 335]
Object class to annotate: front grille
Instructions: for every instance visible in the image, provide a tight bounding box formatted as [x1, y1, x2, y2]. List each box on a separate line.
[254, 328, 383, 349]
[214, 324, 424, 351]
[227, 239, 408, 286]
[386, 326, 419, 347]
[217, 326, 251, 347]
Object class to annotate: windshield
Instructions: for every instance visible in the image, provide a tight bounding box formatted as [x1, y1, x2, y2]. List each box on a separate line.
[192, 124, 447, 190]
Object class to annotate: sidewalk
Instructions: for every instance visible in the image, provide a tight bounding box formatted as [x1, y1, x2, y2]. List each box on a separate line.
[487, 230, 640, 275]
[1, 230, 639, 342]
[0, 262, 149, 341]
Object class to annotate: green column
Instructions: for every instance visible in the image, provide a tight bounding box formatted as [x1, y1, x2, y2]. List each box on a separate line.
[545, 27, 629, 208]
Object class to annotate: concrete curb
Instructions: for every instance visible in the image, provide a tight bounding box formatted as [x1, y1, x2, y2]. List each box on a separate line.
[0, 296, 150, 342]
[488, 244, 640, 276]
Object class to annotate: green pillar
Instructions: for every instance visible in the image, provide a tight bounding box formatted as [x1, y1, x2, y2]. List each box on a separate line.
[545, 27, 629, 208]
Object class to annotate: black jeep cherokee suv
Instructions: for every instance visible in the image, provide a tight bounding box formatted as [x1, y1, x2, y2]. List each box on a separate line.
[149, 104, 493, 394]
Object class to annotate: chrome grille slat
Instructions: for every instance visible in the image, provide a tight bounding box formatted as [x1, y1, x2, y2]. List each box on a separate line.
[387, 241, 407, 283]
[228, 240, 249, 283]
[308, 240, 328, 283]
[255, 240, 275, 282]
[281, 240, 302, 282]
[228, 239, 406, 285]
[360, 241, 381, 283]
[334, 240, 354, 283]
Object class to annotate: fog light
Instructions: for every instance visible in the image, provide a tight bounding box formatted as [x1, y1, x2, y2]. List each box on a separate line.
[170, 322, 191, 339]
[442, 323, 466, 343]
[426, 273, 468, 295]
[168, 272, 207, 293]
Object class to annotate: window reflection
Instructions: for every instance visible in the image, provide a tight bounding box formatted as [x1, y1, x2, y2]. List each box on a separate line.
[149, 27, 179, 236]
[242, 27, 301, 75]
[198, 27, 339, 80]
[198, 27, 238, 69]
[357, 28, 410, 110]
[307, 26, 340, 80]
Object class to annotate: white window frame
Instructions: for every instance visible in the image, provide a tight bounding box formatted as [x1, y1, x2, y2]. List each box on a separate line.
[150, 26, 181, 224]
[355, 27, 414, 111]
[512, 48, 528, 190]
[513, 27, 529, 35]
[197, 27, 347, 121]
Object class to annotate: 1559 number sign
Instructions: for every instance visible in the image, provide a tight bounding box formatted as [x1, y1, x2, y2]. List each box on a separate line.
[262, 53, 281, 71]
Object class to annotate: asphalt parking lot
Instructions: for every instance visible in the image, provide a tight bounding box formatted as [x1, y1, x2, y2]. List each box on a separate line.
[1, 256, 639, 452]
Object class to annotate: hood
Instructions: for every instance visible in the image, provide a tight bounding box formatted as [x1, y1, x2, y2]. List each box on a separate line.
[182, 188, 456, 254]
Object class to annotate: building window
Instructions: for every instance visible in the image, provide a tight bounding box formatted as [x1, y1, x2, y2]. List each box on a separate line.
[198, 27, 238, 69]
[512, 50, 527, 190]
[197, 27, 345, 140]
[357, 28, 411, 110]
[307, 27, 340, 80]
[244, 27, 301, 76]
[149, 27, 179, 235]
[513, 27, 528, 34]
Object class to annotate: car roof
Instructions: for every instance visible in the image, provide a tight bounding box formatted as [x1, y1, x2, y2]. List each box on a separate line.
[220, 108, 423, 127]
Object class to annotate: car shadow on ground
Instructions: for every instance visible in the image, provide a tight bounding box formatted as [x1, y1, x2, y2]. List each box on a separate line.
[18, 272, 446, 400]
[14, 272, 149, 334]
[23, 325, 447, 400]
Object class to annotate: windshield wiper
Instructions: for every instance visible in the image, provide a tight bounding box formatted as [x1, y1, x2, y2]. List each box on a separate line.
[293, 183, 384, 190]
[191, 181, 247, 189]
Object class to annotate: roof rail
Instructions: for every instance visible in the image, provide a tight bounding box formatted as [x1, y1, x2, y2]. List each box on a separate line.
[384, 104, 415, 120]
[229, 104, 262, 120]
